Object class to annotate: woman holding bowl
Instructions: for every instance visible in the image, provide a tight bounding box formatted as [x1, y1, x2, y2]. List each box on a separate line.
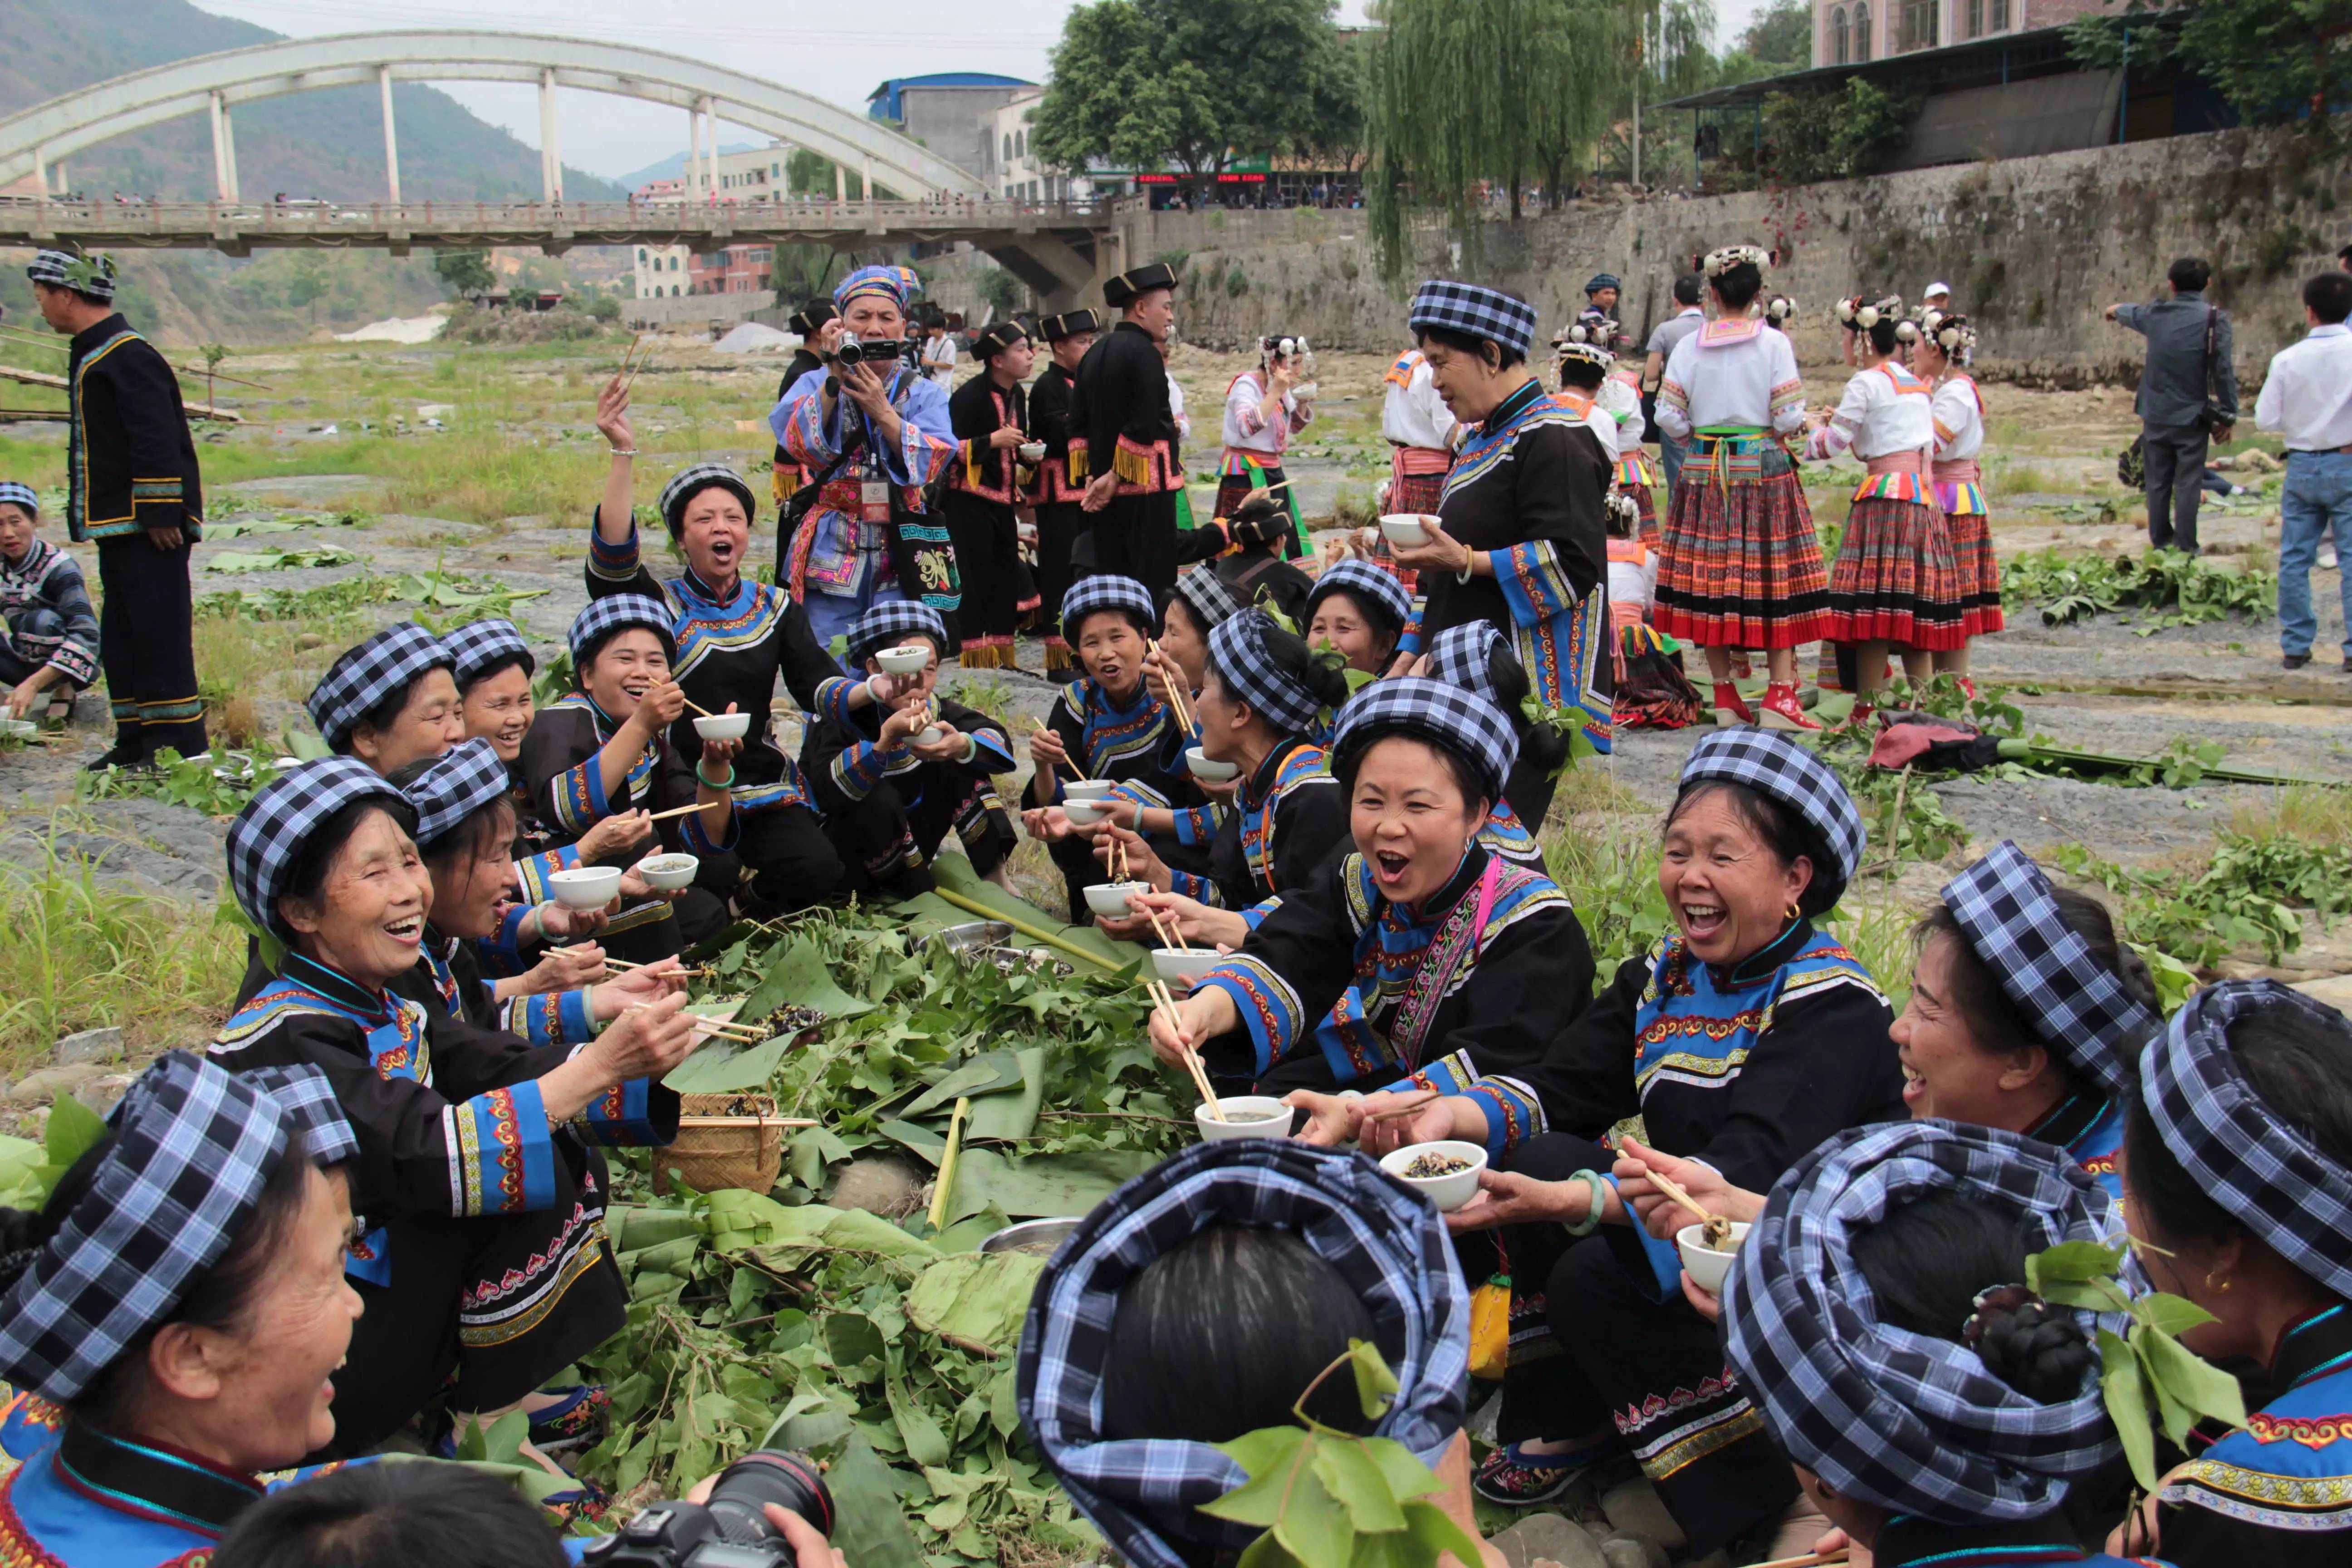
[1296, 729, 1901, 1542]
[211, 758, 697, 1463]
[1147, 679, 1588, 1098]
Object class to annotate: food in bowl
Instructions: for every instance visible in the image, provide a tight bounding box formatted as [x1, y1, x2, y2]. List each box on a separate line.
[1018, 441, 1047, 464]
[1185, 746, 1239, 782]
[1377, 1140, 1488, 1211]
[637, 852, 699, 891]
[874, 644, 932, 675]
[1377, 514, 1436, 547]
[1676, 1220, 1753, 1295]
[1196, 1095, 1290, 1142]
[693, 711, 751, 742]
[1083, 881, 1152, 918]
[1152, 947, 1219, 986]
[549, 866, 623, 911]
[1401, 1150, 1474, 1180]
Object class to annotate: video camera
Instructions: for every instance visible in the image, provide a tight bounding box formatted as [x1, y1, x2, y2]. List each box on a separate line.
[831, 331, 925, 370]
[580, 1451, 834, 1568]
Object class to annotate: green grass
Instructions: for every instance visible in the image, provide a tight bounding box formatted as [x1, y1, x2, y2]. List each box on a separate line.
[0, 835, 246, 1074]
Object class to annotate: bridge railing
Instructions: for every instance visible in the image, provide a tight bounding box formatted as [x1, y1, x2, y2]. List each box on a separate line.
[0, 196, 1123, 235]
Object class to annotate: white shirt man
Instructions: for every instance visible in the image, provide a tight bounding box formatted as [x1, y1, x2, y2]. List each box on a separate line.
[2259, 274, 2352, 670]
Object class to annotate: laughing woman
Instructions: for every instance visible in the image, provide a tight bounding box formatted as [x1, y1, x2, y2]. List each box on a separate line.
[1148, 679, 1588, 1098]
[211, 760, 696, 1460]
[1305, 557, 1411, 681]
[307, 622, 465, 774]
[517, 595, 740, 962]
[1303, 730, 1900, 1543]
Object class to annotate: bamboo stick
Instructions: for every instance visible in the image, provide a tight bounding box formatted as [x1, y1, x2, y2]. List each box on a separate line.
[927, 1096, 971, 1230]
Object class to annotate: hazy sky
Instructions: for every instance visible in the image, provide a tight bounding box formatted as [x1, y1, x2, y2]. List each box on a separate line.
[191, 0, 1769, 181]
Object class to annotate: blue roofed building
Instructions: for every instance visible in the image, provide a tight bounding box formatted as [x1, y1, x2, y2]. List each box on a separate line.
[867, 73, 1037, 184]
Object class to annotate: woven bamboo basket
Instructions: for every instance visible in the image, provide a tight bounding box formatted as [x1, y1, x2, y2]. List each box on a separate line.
[653, 1093, 787, 1195]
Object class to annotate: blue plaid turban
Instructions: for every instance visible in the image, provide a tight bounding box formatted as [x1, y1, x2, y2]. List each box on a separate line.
[1060, 574, 1156, 642]
[1943, 842, 2156, 1095]
[1584, 273, 1622, 295]
[1680, 728, 1864, 908]
[402, 738, 511, 848]
[1016, 1141, 1469, 1568]
[569, 593, 677, 670]
[226, 757, 411, 939]
[1408, 280, 1538, 359]
[656, 461, 756, 537]
[305, 623, 453, 752]
[0, 481, 37, 516]
[0, 1051, 357, 1403]
[1206, 609, 1327, 737]
[1307, 558, 1412, 638]
[845, 600, 949, 668]
[2140, 979, 2352, 1300]
[1170, 568, 1244, 632]
[1721, 1120, 2122, 1524]
[441, 617, 534, 691]
[1329, 677, 1517, 804]
[834, 264, 919, 312]
[1421, 621, 1507, 706]
[26, 249, 116, 302]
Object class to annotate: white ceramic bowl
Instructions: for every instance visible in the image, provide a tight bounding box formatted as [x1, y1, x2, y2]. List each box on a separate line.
[874, 644, 931, 675]
[549, 865, 623, 911]
[1378, 513, 1436, 547]
[1379, 1140, 1489, 1212]
[1196, 1095, 1292, 1142]
[1186, 746, 1239, 782]
[1152, 947, 1219, 987]
[693, 712, 750, 742]
[1676, 1221, 1752, 1295]
[1084, 881, 1152, 918]
[636, 852, 699, 891]
[916, 725, 945, 745]
[1290, 380, 1318, 402]
[1061, 779, 1117, 801]
[1019, 441, 1047, 464]
[1062, 799, 1108, 826]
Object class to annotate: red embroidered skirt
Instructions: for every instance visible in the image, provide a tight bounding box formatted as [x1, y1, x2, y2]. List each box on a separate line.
[1943, 508, 2003, 635]
[1653, 470, 1829, 650]
[1826, 496, 1968, 651]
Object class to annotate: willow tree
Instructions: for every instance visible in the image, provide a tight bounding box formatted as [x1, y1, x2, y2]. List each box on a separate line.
[1367, 0, 1639, 278]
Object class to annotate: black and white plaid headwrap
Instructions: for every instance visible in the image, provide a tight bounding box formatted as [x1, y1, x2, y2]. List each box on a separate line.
[1017, 1141, 1467, 1568]
[441, 617, 534, 691]
[26, 249, 117, 301]
[569, 593, 678, 669]
[0, 1051, 357, 1403]
[1943, 842, 2156, 1095]
[1720, 1120, 2122, 1524]
[0, 481, 36, 516]
[656, 462, 755, 536]
[402, 738, 511, 848]
[1060, 574, 1156, 642]
[226, 757, 409, 939]
[305, 622, 452, 751]
[1408, 280, 1538, 358]
[1206, 609, 1325, 737]
[1420, 620, 1506, 706]
[845, 600, 948, 667]
[1680, 728, 1864, 901]
[1170, 568, 1244, 632]
[1330, 677, 1517, 803]
[1308, 558, 1412, 636]
[2141, 979, 2352, 1300]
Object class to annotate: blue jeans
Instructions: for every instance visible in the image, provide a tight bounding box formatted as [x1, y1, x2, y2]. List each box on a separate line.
[1659, 433, 1687, 501]
[801, 575, 910, 670]
[2278, 451, 2352, 658]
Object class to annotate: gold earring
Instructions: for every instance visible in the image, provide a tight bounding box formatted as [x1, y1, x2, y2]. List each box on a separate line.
[1784, 902, 1802, 922]
[2205, 1269, 2233, 1294]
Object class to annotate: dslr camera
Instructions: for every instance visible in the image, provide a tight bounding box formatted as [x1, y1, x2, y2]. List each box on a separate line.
[832, 331, 921, 369]
[580, 1450, 834, 1568]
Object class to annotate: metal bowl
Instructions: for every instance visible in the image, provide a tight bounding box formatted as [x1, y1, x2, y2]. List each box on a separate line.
[980, 1216, 1083, 1258]
[920, 920, 1015, 961]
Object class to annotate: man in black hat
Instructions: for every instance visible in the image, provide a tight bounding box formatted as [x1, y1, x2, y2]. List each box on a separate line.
[29, 250, 206, 769]
[1027, 307, 1100, 678]
[773, 298, 839, 514]
[943, 319, 1038, 667]
[1076, 262, 1184, 601]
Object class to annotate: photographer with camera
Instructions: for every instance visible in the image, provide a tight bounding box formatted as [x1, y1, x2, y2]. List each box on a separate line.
[770, 265, 960, 652]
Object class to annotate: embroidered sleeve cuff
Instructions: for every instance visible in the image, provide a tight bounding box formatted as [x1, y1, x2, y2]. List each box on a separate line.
[814, 675, 859, 727]
[549, 759, 611, 835]
[1239, 896, 1279, 932]
[443, 1079, 558, 1216]
[574, 1077, 681, 1148]
[1443, 1075, 1545, 1159]
[505, 987, 596, 1047]
[1398, 600, 1426, 656]
[1199, 958, 1301, 1077]
[44, 647, 96, 686]
[967, 727, 1018, 773]
[1496, 539, 1577, 624]
[681, 800, 738, 853]
[1169, 867, 1214, 904]
[488, 905, 532, 964]
[781, 387, 838, 463]
[832, 740, 889, 799]
[1173, 804, 1219, 848]
[589, 510, 642, 583]
[515, 845, 577, 906]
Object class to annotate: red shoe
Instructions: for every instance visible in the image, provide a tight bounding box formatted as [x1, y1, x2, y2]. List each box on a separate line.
[1840, 699, 1877, 732]
[1955, 676, 1978, 701]
[1711, 681, 1755, 724]
[1759, 682, 1821, 731]
[1730, 652, 1754, 681]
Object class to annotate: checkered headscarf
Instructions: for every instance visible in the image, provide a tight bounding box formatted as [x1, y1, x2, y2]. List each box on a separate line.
[1330, 677, 1517, 803]
[1943, 842, 2155, 1095]
[1060, 575, 1156, 642]
[26, 250, 117, 302]
[0, 1051, 357, 1403]
[1308, 558, 1412, 637]
[845, 600, 949, 667]
[657, 462, 756, 537]
[2140, 979, 2352, 1300]
[1680, 729, 1864, 906]
[1170, 568, 1244, 632]
[834, 265, 920, 312]
[1206, 609, 1327, 737]
[1016, 1141, 1468, 1568]
[1408, 280, 1538, 358]
[0, 481, 37, 516]
[402, 738, 511, 848]
[226, 758, 411, 939]
[305, 623, 453, 751]
[1720, 1120, 2122, 1524]
[1421, 621, 1506, 705]
[569, 593, 677, 669]
[441, 617, 533, 691]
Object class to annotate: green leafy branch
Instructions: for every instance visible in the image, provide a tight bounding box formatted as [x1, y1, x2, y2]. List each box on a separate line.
[2026, 1240, 2246, 1491]
[1200, 1341, 1483, 1568]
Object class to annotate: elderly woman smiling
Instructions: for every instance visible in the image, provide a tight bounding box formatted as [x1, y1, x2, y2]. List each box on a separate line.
[211, 759, 696, 1463]
[0, 1053, 364, 1566]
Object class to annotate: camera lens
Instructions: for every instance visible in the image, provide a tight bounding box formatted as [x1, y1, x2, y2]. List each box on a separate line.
[705, 1450, 835, 1544]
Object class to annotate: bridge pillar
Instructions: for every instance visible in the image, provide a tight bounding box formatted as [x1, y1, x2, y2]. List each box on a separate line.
[687, 101, 702, 201]
[700, 98, 718, 198]
[31, 146, 44, 197]
[378, 66, 400, 204]
[863, 154, 875, 212]
[539, 69, 563, 203]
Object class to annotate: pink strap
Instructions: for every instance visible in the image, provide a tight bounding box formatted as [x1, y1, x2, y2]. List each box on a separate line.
[1470, 856, 1504, 959]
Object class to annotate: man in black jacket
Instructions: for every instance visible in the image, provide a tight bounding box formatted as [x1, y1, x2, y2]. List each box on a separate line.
[30, 250, 206, 768]
[1027, 307, 1099, 679]
[1076, 262, 1184, 603]
[2106, 256, 2239, 557]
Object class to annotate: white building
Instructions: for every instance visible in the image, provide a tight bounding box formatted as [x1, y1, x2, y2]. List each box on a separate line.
[631, 179, 692, 299]
[986, 90, 1093, 203]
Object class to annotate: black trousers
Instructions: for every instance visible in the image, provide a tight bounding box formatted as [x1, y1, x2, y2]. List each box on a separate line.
[96, 531, 204, 756]
[1085, 490, 1180, 607]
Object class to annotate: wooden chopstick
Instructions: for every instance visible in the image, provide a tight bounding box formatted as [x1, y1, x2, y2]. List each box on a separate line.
[643, 801, 718, 823]
[601, 956, 707, 978]
[1744, 1551, 1848, 1568]
[1641, 1165, 1720, 1227]
[1148, 640, 1194, 732]
[677, 694, 716, 719]
[1365, 1089, 1442, 1123]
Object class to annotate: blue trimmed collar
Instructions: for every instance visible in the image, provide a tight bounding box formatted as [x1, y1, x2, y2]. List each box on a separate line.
[55, 1422, 262, 1537]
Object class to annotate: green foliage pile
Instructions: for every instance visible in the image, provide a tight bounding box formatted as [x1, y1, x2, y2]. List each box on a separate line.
[2001, 547, 2276, 634]
[2051, 831, 2352, 968]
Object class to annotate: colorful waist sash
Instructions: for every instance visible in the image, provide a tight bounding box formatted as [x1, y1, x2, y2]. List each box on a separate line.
[1690, 432, 1794, 484]
[1932, 458, 1987, 514]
